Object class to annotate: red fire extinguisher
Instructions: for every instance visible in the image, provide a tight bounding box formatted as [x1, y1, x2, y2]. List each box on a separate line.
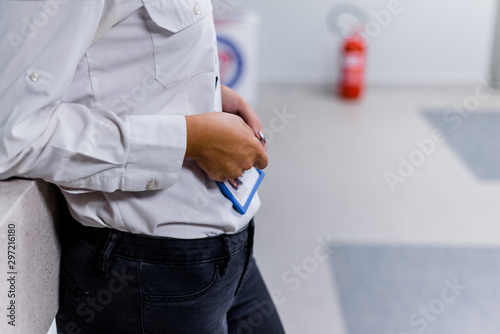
[339, 29, 366, 99]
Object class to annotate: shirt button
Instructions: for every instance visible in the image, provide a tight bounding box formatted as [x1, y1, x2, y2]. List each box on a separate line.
[193, 3, 201, 15]
[145, 178, 157, 190]
[29, 71, 42, 82]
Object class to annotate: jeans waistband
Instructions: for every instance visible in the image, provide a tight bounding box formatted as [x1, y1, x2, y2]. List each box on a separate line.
[72, 219, 254, 264]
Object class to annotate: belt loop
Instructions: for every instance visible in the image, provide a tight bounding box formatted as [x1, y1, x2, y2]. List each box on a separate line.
[219, 235, 230, 278]
[98, 231, 119, 278]
[247, 219, 255, 259]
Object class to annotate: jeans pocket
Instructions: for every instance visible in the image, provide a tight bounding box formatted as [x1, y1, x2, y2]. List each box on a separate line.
[59, 239, 97, 301]
[139, 260, 219, 302]
[139, 260, 227, 334]
[60, 269, 86, 301]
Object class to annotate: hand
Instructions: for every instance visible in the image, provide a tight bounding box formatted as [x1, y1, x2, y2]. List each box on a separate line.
[221, 85, 267, 150]
[185, 112, 268, 181]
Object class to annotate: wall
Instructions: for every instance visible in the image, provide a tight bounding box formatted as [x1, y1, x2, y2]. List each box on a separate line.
[491, 0, 500, 86]
[227, 0, 498, 84]
[0, 179, 65, 334]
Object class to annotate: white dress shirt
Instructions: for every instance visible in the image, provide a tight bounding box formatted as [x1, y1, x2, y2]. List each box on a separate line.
[0, 0, 260, 238]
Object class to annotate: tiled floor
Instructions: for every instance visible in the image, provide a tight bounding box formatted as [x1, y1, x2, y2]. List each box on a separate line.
[48, 84, 500, 334]
[253, 84, 500, 334]
[332, 244, 500, 334]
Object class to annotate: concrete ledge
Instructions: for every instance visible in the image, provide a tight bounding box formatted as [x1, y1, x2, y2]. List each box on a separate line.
[0, 179, 66, 334]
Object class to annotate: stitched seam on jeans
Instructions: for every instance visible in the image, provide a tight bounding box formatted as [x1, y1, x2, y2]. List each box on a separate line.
[99, 232, 120, 276]
[80, 240, 248, 263]
[138, 261, 146, 334]
[61, 270, 84, 299]
[109, 254, 226, 265]
[229, 242, 248, 256]
[141, 262, 219, 302]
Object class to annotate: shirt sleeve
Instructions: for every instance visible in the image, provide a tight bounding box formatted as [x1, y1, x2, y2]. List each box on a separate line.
[0, 1, 187, 192]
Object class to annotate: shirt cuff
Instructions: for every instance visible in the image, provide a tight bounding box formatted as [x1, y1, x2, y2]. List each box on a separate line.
[123, 114, 187, 191]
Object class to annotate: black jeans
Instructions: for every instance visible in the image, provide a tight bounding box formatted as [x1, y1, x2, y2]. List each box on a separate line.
[56, 218, 285, 334]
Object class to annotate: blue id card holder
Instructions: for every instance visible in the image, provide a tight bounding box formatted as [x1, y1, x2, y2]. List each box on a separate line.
[217, 167, 265, 214]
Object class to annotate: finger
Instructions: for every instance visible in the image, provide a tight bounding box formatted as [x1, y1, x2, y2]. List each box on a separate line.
[221, 86, 264, 141]
[253, 148, 269, 170]
[211, 169, 236, 182]
[240, 111, 265, 147]
[239, 105, 263, 132]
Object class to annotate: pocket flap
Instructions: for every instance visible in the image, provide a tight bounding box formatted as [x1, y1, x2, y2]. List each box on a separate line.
[143, 0, 213, 33]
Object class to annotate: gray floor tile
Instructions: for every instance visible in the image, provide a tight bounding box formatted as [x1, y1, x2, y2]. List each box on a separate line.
[332, 244, 500, 334]
[423, 111, 500, 179]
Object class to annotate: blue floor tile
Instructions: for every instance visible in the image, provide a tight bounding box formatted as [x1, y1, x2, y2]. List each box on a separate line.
[423, 111, 500, 180]
[331, 244, 500, 334]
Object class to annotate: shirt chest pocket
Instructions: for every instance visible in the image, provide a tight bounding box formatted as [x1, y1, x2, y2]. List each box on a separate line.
[142, 0, 217, 89]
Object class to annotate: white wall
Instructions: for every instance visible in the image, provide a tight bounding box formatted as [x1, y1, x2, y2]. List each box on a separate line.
[231, 0, 497, 84]
[491, 0, 500, 86]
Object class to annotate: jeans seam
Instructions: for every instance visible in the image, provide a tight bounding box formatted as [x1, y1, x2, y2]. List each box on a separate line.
[60, 269, 85, 300]
[234, 221, 255, 296]
[83, 242, 248, 265]
[138, 261, 146, 334]
[140, 261, 220, 303]
[98, 232, 119, 278]
[116, 255, 229, 265]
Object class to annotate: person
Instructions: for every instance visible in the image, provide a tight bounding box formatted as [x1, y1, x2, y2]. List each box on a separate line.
[0, 1, 285, 333]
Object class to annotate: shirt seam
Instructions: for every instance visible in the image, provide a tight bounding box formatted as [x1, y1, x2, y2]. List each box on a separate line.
[122, 117, 133, 190]
[84, 54, 98, 110]
[112, 0, 117, 26]
[63, 175, 124, 183]
[162, 70, 217, 90]
[143, 7, 158, 86]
